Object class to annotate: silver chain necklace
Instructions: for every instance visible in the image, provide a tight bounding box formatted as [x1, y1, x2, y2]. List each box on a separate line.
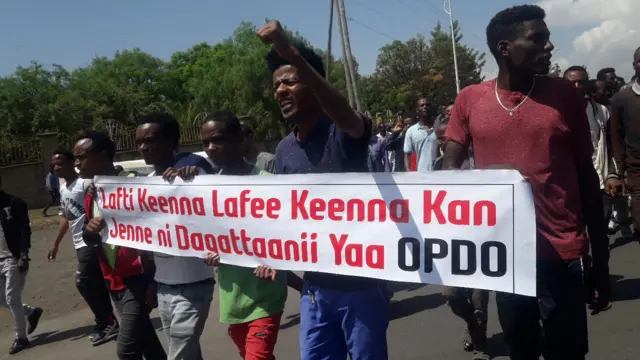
[495, 78, 536, 116]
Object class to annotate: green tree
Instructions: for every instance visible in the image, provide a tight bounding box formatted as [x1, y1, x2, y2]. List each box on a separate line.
[0, 19, 488, 159]
[361, 21, 485, 114]
[549, 63, 562, 77]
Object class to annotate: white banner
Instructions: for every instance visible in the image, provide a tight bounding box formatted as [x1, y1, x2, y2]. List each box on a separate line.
[94, 170, 537, 296]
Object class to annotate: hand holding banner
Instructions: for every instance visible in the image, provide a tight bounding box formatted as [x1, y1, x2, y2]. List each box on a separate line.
[94, 170, 536, 296]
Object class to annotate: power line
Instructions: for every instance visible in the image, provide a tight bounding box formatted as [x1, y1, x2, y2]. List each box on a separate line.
[347, 17, 398, 41]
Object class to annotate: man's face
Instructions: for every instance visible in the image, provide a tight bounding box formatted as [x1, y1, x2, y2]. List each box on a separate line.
[73, 139, 103, 179]
[503, 19, 554, 75]
[403, 118, 413, 132]
[51, 154, 74, 177]
[135, 123, 174, 165]
[564, 70, 588, 96]
[201, 121, 242, 168]
[443, 105, 454, 121]
[273, 65, 315, 125]
[416, 98, 430, 118]
[603, 72, 618, 89]
[594, 80, 609, 105]
[634, 51, 640, 79]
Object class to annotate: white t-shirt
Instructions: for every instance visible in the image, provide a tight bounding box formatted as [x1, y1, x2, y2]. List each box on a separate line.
[586, 102, 611, 189]
[60, 178, 93, 249]
[147, 170, 214, 285]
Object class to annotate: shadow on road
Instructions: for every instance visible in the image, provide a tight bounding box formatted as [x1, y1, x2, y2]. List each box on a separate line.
[150, 316, 164, 331]
[610, 236, 634, 251]
[611, 274, 640, 302]
[387, 282, 426, 293]
[486, 332, 509, 358]
[280, 313, 300, 330]
[389, 293, 446, 321]
[31, 325, 94, 346]
[31, 316, 164, 347]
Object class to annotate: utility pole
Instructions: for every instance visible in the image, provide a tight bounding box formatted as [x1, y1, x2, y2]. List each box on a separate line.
[444, 0, 461, 94]
[335, 0, 355, 107]
[337, 0, 362, 111]
[326, 0, 335, 81]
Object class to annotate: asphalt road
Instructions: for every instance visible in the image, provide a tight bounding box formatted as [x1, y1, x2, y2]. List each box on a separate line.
[0, 227, 638, 359]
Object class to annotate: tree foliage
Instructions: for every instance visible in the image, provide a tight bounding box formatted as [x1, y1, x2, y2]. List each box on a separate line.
[0, 20, 485, 146]
[548, 63, 562, 77]
[360, 21, 485, 115]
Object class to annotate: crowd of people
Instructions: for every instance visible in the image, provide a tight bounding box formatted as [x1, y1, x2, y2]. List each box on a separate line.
[1, 3, 639, 360]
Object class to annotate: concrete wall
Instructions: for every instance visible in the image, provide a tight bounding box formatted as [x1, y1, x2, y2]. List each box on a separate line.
[0, 162, 49, 209]
[0, 136, 282, 209]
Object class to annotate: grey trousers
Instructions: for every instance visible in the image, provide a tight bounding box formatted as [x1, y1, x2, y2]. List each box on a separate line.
[157, 280, 214, 360]
[0, 257, 35, 339]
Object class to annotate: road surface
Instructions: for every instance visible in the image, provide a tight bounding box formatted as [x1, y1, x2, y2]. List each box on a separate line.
[0, 227, 638, 359]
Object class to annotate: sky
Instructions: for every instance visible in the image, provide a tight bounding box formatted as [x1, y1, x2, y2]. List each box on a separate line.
[0, 0, 638, 81]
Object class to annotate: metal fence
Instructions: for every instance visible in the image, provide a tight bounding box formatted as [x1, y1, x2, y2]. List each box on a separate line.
[0, 140, 42, 167]
[0, 126, 204, 167]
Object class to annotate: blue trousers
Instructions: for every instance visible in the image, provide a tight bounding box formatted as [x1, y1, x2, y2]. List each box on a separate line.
[300, 283, 389, 360]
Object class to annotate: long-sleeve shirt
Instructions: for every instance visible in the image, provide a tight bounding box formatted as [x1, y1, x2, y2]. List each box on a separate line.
[610, 85, 640, 175]
[0, 191, 31, 258]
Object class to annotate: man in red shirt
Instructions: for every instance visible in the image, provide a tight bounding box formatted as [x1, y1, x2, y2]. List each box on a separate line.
[443, 5, 610, 360]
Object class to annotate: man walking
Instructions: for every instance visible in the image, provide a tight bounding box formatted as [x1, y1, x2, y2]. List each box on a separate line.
[404, 97, 439, 172]
[259, 20, 388, 360]
[43, 166, 60, 217]
[170, 110, 290, 360]
[134, 112, 214, 360]
[610, 46, 640, 240]
[0, 175, 43, 354]
[443, 5, 610, 359]
[77, 131, 166, 360]
[564, 66, 629, 247]
[47, 149, 119, 346]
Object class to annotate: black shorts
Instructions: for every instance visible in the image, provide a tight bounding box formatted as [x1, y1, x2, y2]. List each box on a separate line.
[496, 258, 588, 360]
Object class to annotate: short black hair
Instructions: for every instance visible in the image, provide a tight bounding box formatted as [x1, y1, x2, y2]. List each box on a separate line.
[53, 149, 74, 162]
[203, 110, 243, 137]
[137, 112, 181, 150]
[76, 131, 116, 161]
[486, 5, 546, 60]
[563, 65, 589, 79]
[597, 68, 616, 81]
[266, 40, 326, 78]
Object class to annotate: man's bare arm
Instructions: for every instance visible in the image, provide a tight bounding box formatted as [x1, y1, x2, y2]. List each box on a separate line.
[53, 217, 69, 249]
[442, 141, 468, 170]
[404, 153, 412, 172]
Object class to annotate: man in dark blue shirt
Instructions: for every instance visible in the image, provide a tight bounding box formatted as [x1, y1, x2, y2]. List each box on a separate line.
[258, 20, 388, 360]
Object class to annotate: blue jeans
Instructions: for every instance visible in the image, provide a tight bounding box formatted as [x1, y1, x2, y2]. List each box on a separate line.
[300, 283, 389, 360]
[157, 279, 214, 360]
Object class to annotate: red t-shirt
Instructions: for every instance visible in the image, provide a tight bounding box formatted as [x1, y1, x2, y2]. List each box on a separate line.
[445, 78, 593, 260]
[410, 153, 417, 172]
